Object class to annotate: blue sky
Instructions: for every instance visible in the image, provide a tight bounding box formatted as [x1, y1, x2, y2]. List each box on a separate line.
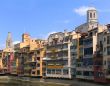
[0, 0, 110, 49]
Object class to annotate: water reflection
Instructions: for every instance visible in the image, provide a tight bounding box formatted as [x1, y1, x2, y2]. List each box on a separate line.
[0, 82, 35, 86]
[0, 82, 63, 86]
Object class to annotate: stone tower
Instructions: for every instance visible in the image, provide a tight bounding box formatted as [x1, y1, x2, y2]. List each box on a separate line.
[6, 32, 13, 48]
[22, 33, 30, 43]
[87, 7, 98, 23]
[87, 7, 98, 30]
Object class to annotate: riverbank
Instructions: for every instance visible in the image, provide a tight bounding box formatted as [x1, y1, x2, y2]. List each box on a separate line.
[0, 76, 69, 86]
[0, 76, 109, 86]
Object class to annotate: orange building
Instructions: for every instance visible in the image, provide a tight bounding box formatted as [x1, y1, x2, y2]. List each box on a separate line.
[14, 33, 46, 77]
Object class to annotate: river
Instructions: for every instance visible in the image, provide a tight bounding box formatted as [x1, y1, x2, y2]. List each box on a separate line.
[0, 76, 66, 86]
[0, 76, 109, 86]
[0, 81, 66, 86]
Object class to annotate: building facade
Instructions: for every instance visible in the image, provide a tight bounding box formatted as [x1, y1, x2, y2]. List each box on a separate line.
[75, 7, 107, 81]
[2, 32, 14, 74]
[14, 33, 46, 77]
[45, 31, 73, 79]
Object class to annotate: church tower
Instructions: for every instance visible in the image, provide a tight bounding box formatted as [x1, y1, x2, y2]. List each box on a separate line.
[6, 32, 13, 48]
[87, 7, 98, 23]
[87, 7, 98, 30]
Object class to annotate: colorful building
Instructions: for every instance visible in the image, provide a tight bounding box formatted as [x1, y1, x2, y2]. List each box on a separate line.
[75, 7, 106, 81]
[45, 31, 73, 79]
[0, 50, 3, 74]
[14, 33, 46, 77]
[2, 32, 14, 74]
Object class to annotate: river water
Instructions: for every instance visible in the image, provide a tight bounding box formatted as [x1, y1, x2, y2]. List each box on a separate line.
[0, 83, 65, 86]
[0, 81, 65, 86]
[0, 76, 65, 86]
[0, 76, 107, 86]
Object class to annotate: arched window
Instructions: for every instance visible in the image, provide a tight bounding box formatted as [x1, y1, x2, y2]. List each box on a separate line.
[90, 13, 92, 18]
[94, 13, 96, 18]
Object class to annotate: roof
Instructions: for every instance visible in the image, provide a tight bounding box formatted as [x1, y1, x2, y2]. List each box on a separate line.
[88, 7, 96, 11]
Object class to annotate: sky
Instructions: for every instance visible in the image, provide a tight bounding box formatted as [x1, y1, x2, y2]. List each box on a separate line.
[0, 0, 110, 49]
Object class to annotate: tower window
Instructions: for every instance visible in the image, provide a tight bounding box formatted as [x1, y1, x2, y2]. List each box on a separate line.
[90, 13, 92, 18]
[94, 13, 96, 18]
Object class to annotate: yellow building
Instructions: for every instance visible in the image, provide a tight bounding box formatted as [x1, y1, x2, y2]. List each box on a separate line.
[28, 46, 46, 77]
[0, 50, 3, 74]
[14, 33, 46, 77]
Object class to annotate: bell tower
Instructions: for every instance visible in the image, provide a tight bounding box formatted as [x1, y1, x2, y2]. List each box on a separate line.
[87, 7, 98, 23]
[6, 32, 13, 48]
[87, 7, 98, 30]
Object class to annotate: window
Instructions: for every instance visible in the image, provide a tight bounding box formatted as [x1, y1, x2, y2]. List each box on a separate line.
[51, 69, 55, 74]
[107, 46, 110, 55]
[104, 61, 106, 65]
[104, 37, 106, 42]
[104, 47, 106, 52]
[56, 69, 61, 74]
[79, 38, 83, 45]
[83, 71, 89, 76]
[90, 13, 92, 18]
[63, 69, 68, 75]
[47, 69, 51, 74]
[77, 63, 81, 67]
[37, 70, 40, 75]
[83, 58, 93, 66]
[94, 13, 96, 18]
[95, 31, 97, 33]
[63, 44, 68, 49]
[37, 64, 40, 67]
[84, 47, 93, 55]
[37, 57, 40, 61]
[83, 38, 92, 45]
[107, 36, 110, 44]
[99, 41, 103, 51]
[107, 61, 110, 69]
[89, 32, 93, 36]
[95, 72, 104, 77]
[77, 71, 82, 75]
[32, 71, 35, 74]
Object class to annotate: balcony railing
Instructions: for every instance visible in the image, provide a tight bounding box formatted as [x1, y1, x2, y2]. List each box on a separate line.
[83, 43, 93, 48]
[94, 51, 103, 57]
[84, 55, 93, 58]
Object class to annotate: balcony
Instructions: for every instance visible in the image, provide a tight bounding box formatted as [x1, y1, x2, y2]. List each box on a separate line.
[76, 67, 93, 72]
[24, 66, 31, 70]
[84, 55, 93, 58]
[83, 43, 93, 48]
[36, 54, 40, 57]
[47, 41, 64, 47]
[94, 52, 103, 60]
[26, 59, 36, 63]
[47, 65, 63, 69]
[94, 66, 103, 71]
[71, 48, 77, 53]
[106, 69, 110, 79]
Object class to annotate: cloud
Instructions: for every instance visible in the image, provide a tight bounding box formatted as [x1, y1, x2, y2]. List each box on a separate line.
[74, 6, 92, 16]
[13, 41, 20, 45]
